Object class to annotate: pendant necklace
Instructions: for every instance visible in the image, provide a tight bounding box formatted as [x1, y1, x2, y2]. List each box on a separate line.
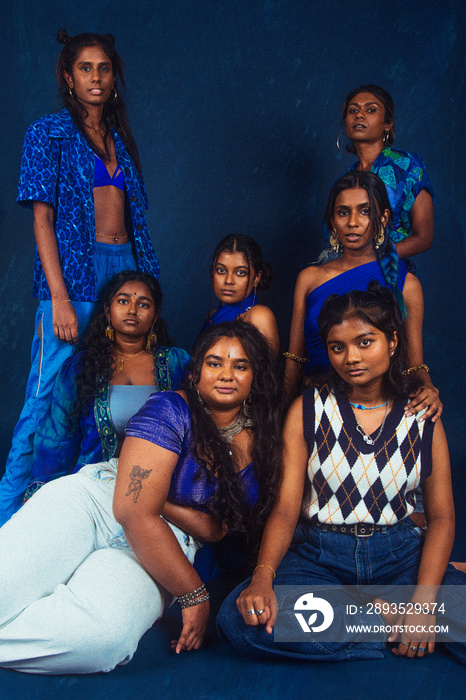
[351, 400, 390, 446]
[115, 349, 146, 374]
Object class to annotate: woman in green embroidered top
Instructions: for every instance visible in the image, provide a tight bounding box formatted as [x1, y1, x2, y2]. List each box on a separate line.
[24, 270, 190, 504]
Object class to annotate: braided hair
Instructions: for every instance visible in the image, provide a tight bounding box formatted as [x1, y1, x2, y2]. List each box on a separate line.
[324, 170, 407, 317]
[210, 234, 273, 291]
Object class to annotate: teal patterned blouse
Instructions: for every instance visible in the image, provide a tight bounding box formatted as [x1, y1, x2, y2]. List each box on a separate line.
[348, 147, 434, 242]
[25, 346, 190, 500]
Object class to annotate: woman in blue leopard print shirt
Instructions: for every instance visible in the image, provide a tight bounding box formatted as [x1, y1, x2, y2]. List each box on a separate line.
[0, 31, 159, 525]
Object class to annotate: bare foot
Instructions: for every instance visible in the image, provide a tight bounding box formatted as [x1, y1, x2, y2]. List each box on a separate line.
[409, 512, 427, 529]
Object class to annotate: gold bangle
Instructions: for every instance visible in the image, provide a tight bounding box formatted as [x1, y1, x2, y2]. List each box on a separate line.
[253, 564, 276, 579]
[402, 364, 430, 376]
[283, 352, 308, 364]
[52, 299, 72, 308]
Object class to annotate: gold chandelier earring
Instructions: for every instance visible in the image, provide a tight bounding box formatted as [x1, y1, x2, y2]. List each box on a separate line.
[146, 329, 157, 351]
[330, 228, 343, 255]
[105, 319, 115, 341]
[374, 223, 385, 250]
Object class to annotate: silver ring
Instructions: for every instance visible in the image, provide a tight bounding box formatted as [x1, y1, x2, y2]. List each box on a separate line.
[399, 641, 409, 646]
[246, 609, 255, 616]
[255, 609, 265, 615]
[418, 646, 427, 653]
[410, 645, 417, 652]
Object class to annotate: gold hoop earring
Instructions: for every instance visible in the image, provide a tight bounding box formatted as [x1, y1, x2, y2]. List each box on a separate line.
[145, 329, 157, 351]
[105, 320, 115, 341]
[330, 228, 343, 255]
[374, 224, 385, 250]
[108, 88, 118, 103]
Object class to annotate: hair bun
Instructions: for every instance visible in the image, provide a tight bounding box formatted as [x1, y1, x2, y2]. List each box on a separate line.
[257, 261, 273, 290]
[57, 29, 70, 45]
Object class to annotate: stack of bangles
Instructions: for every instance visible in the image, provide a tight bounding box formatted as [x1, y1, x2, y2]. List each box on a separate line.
[177, 583, 210, 609]
[283, 351, 308, 364]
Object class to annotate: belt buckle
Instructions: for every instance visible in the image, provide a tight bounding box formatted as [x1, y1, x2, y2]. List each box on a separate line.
[354, 523, 374, 537]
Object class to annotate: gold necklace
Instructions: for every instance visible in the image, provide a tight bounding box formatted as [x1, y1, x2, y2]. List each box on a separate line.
[85, 125, 105, 150]
[115, 349, 146, 374]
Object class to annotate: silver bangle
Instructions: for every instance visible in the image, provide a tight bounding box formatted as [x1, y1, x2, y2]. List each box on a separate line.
[179, 592, 210, 609]
[178, 583, 209, 609]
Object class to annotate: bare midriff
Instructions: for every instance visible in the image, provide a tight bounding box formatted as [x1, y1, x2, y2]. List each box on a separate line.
[94, 184, 128, 243]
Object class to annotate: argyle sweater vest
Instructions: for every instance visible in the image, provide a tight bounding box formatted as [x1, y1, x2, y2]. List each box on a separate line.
[301, 385, 434, 526]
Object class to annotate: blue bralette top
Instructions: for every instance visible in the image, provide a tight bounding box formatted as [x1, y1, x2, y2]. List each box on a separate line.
[94, 155, 125, 191]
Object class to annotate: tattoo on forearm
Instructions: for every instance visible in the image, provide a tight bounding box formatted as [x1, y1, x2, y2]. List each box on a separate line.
[125, 465, 152, 503]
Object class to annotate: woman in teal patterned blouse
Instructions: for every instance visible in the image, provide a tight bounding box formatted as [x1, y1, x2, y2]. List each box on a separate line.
[23, 271, 189, 506]
[339, 84, 434, 259]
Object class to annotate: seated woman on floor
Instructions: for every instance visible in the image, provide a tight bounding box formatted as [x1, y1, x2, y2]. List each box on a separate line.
[0, 321, 282, 674]
[23, 270, 190, 505]
[218, 284, 466, 666]
[283, 171, 441, 424]
[200, 234, 279, 356]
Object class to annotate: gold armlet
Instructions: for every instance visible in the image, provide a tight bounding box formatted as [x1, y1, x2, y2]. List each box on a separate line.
[402, 364, 430, 376]
[283, 352, 308, 364]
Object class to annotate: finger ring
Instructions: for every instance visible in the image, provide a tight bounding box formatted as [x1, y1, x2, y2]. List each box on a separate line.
[255, 609, 265, 615]
[410, 645, 417, 652]
[246, 609, 256, 616]
[418, 646, 426, 653]
[399, 641, 409, 646]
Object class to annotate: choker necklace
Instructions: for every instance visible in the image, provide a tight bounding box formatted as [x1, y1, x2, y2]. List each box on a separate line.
[115, 349, 146, 374]
[218, 409, 253, 443]
[351, 401, 390, 446]
[349, 399, 389, 410]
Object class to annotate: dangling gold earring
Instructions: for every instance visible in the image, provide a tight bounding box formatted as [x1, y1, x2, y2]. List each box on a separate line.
[68, 86, 74, 98]
[108, 88, 118, 103]
[330, 228, 343, 255]
[145, 329, 157, 351]
[374, 223, 385, 250]
[382, 130, 390, 147]
[105, 320, 115, 341]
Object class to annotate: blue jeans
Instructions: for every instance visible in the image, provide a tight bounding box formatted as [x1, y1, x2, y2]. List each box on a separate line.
[0, 243, 137, 525]
[217, 519, 466, 664]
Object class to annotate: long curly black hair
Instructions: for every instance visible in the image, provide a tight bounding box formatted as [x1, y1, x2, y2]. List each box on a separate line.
[184, 320, 283, 545]
[73, 271, 171, 421]
[56, 29, 142, 172]
[318, 282, 420, 400]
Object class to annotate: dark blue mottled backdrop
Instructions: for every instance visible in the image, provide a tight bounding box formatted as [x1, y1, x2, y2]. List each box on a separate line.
[1, 1, 465, 535]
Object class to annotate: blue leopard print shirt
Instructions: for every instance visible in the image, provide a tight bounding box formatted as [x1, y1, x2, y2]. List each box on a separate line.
[17, 109, 160, 301]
